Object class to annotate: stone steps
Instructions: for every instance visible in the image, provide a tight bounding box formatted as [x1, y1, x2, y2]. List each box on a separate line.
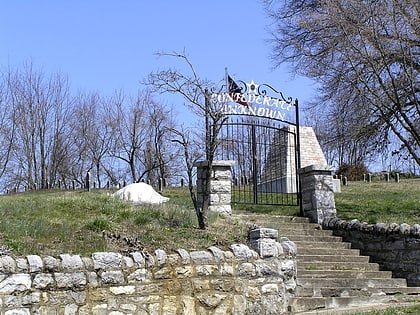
[297, 277, 408, 289]
[297, 247, 361, 256]
[298, 254, 370, 263]
[234, 213, 420, 314]
[289, 295, 420, 314]
[298, 261, 381, 271]
[287, 235, 345, 243]
[298, 270, 393, 278]
[294, 241, 352, 249]
[295, 285, 420, 298]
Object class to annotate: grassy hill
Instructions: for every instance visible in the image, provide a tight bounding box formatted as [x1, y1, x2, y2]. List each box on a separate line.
[0, 178, 418, 257]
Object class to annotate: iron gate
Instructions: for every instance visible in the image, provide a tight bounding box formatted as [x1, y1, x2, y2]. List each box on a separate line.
[209, 77, 302, 208]
[214, 117, 300, 206]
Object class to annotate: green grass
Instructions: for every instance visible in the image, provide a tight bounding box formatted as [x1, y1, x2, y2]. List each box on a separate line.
[335, 178, 420, 225]
[0, 178, 418, 257]
[0, 188, 246, 256]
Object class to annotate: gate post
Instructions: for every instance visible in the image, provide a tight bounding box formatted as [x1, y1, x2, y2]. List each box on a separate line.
[298, 164, 337, 224]
[195, 160, 235, 216]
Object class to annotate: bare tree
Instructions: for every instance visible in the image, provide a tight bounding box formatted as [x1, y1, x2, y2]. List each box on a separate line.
[0, 71, 18, 188]
[4, 63, 73, 190]
[265, 0, 420, 168]
[169, 126, 202, 212]
[147, 52, 228, 229]
[142, 98, 177, 185]
[106, 90, 176, 185]
[72, 92, 113, 187]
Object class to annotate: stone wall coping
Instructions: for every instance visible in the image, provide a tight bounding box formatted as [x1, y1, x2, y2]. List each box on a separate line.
[0, 240, 297, 275]
[194, 160, 235, 167]
[298, 164, 333, 174]
[323, 217, 420, 238]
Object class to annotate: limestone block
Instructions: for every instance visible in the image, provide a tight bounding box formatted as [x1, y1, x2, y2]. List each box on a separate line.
[255, 262, 276, 276]
[233, 294, 247, 315]
[238, 263, 256, 277]
[244, 285, 262, 300]
[5, 309, 30, 315]
[65, 304, 78, 315]
[312, 190, 336, 210]
[190, 250, 214, 264]
[208, 204, 232, 215]
[175, 266, 193, 278]
[210, 180, 231, 194]
[145, 252, 155, 267]
[92, 252, 122, 270]
[210, 193, 220, 204]
[208, 246, 225, 263]
[166, 253, 179, 266]
[261, 283, 279, 294]
[210, 192, 231, 205]
[213, 168, 232, 179]
[176, 249, 190, 264]
[82, 257, 94, 270]
[220, 264, 234, 276]
[196, 264, 218, 276]
[87, 271, 99, 287]
[213, 300, 231, 315]
[0, 256, 16, 273]
[249, 238, 283, 258]
[196, 293, 226, 309]
[249, 228, 278, 241]
[101, 271, 124, 285]
[192, 279, 211, 291]
[154, 249, 166, 267]
[60, 254, 83, 271]
[130, 252, 145, 267]
[33, 273, 55, 289]
[281, 259, 297, 279]
[219, 193, 231, 204]
[109, 285, 135, 295]
[162, 296, 178, 314]
[281, 238, 298, 257]
[411, 224, 420, 236]
[0, 274, 31, 294]
[16, 258, 29, 273]
[230, 244, 257, 260]
[27, 255, 43, 273]
[262, 294, 284, 315]
[127, 268, 148, 283]
[181, 297, 195, 314]
[120, 303, 136, 312]
[400, 223, 411, 235]
[122, 256, 134, 268]
[153, 267, 173, 279]
[55, 272, 87, 289]
[211, 278, 235, 292]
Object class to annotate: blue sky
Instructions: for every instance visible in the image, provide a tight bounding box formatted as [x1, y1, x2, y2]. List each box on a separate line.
[0, 0, 316, 124]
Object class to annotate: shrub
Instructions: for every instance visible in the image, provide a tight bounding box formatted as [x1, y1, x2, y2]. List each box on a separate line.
[336, 163, 369, 181]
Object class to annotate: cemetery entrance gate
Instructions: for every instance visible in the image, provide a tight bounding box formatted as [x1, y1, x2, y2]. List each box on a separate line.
[209, 79, 302, 210]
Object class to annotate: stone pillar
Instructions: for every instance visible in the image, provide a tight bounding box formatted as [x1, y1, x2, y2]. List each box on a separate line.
[194, 160, 235, 216]
[298, 164, 337, 224]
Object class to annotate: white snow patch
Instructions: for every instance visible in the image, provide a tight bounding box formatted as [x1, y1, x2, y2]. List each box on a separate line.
[111, 183, 169, 205]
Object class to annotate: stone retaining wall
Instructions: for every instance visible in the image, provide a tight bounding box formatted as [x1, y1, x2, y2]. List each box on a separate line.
[323, 217, 420, 286]
[0, 237, 296, 314]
